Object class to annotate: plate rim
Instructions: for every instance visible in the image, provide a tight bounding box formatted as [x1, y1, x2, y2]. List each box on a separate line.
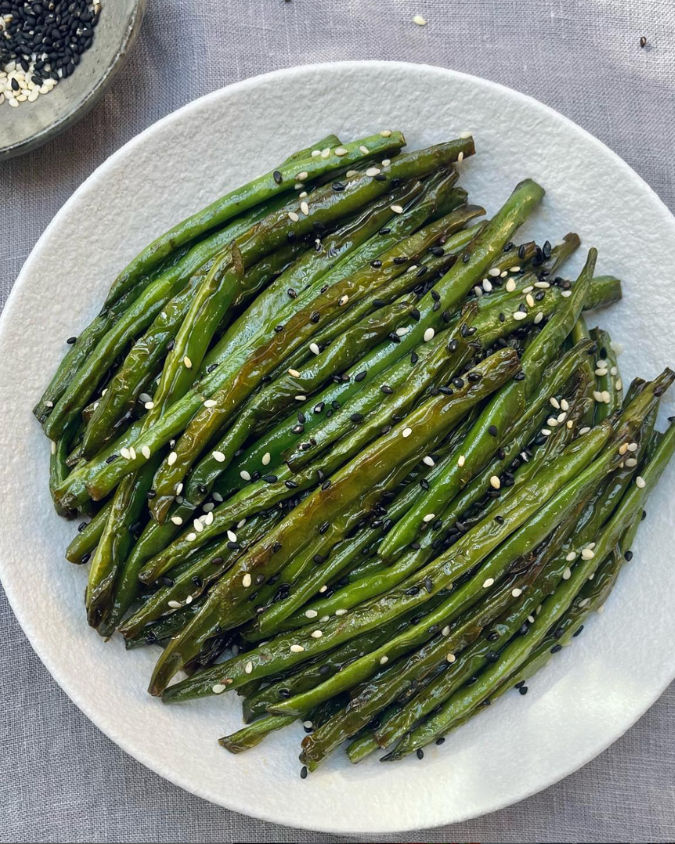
[1, 59, 674, 835]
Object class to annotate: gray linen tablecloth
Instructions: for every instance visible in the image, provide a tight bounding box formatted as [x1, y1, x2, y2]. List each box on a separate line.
[1, 1, 674, 841]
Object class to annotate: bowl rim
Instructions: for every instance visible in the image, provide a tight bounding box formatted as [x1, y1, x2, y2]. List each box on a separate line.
[0, 0, 148, 161]
[1, 60, 674, 834]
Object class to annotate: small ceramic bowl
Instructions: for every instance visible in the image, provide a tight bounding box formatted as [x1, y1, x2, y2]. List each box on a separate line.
[0, 0, 146, 161]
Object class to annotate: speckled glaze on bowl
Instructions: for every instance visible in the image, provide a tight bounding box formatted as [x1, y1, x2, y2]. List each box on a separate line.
[0, 0, 146, 161]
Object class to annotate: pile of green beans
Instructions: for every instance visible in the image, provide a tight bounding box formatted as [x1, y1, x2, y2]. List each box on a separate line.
[37, 130, 673, 775]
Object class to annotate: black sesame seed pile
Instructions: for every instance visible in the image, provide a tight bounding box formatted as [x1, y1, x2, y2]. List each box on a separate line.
[0, 0, 101, 108]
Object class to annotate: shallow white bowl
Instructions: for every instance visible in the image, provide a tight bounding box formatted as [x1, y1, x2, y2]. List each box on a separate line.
[1, 61, 674, 836]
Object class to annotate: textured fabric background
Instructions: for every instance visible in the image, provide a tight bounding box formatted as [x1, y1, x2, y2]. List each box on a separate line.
[1, 1, 674, 842]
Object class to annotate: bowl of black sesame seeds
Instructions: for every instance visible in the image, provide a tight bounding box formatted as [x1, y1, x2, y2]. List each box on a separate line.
[0, 0, 146, 160]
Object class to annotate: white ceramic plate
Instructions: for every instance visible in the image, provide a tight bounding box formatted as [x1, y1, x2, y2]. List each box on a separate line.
[1, 62, 674, 836]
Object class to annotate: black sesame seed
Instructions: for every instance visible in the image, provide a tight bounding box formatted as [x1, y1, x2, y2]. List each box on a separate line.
[319, 521, 330, 534]
[488, 424, 498, 437]
[551, 644, 563, 653]
[284, 479, 298, 489]
[370, 259, 382, 268]
[435, 737, 446, 745]
[573, 625, 584, 637]
[273, 169, 282, 184]
[321, 479, 331, 490]
[624, 550, 634, 561]
[416, 749, 424, 760]
[461, 252, 471, 263]
[519, 685, 528, 695]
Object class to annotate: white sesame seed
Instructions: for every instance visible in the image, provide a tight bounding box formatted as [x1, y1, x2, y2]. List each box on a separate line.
[533, 312, 544, 325]
[550, 397, 560, 409]
[457, 455, 466, 467]
[567, 420, 574, 429]
[390, 204, 404, 214]
[579, 426, 591, 435]
[183, 356, 192, 369]
[423, 456, 435, 467]
[636, 476, 646, 489]
[186, 533, 197, 542]
[578, 597, 591, 609]
[203, 512, 214, 526]
[488, 268, 501, 277]
[309, 342, 320, 356]
[413, 14, 427, 25]
[171, 516, 183, 526]
[295, 395, 307, 401]
[457, 151, 464, 163]
[193, 519, 204, 533]
[300, 201, 309, 216]
[335, 608, 348, 616]
[566, 551, 577, 562]
[528, 615, 535, 624]
[299, 191, 308, 198]
[366, 166, 381, 177]
[120, 447, 131, 460]
[460, 131, 472, 139]
[167, 451, 178, 466]
[290, 644, 305, 653]
[168, 600, 182, 609]
[534, 280, 550, 288]
[212, 683, 226, 694]
[601, 390, 611, 403]
[213, 493, 223, 502]
[402, 427, 412, 438]
[473, 286, 483, 298]
[557, 412, 567, 424]
[242, 573, 252, 587]
[142, 446, 151, 460]
[442, 625, 451, 636]
[396, 326, 409, 336]
[296, 170, 309, 180]
[483, 577, 495, 588]
[561, 399, 569, 411]
[594, 368, 606, 377]
[321, 147, 331, 159]
[311, 630, 323, 638]
[581, 548, 595, 560]
[319, 585, 328, 593]
[288, 211, 299, 222]
[204, 399, 217, 408]
[424, 327, 435, 342]
[625, 457, 637, 468]
[382, 159, 391, 167]
[423, 513, 436, 523]
[244, 661, 253, 674]
[541, 428, 552, 436]
[305, 609, 318, 619]
[334, 147, 349, 156]
[615, 379, 623, 391]
[482, 279, 493, 293]
[562, 567, 572, 580]
[144, 401, 155, 410]
[446, 653, 456, 663]
[513, 311, 527, 321]
[505, 278, 516, 293]
[379, 655, 390, 666]
[592, 390, 604, 402]
[261, 452, 271, 467]
[511, 588, 523, 597]
[310, 150, 320, 158]
[339, 295, 349, 306]
[211, 450, 225, 463]
[380, 130, 392, 137]
[619, 443, 629, 455]
[128, 447, 137, 461]
[50, 441, 57, 455]
[489, 476, 501, 490]
[44, 400, 53, 408]
[288, 368, 301, 378]
[627, 442, 638, 452]
[240, 470, 251, 481]
[526, 293, 535, 308]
